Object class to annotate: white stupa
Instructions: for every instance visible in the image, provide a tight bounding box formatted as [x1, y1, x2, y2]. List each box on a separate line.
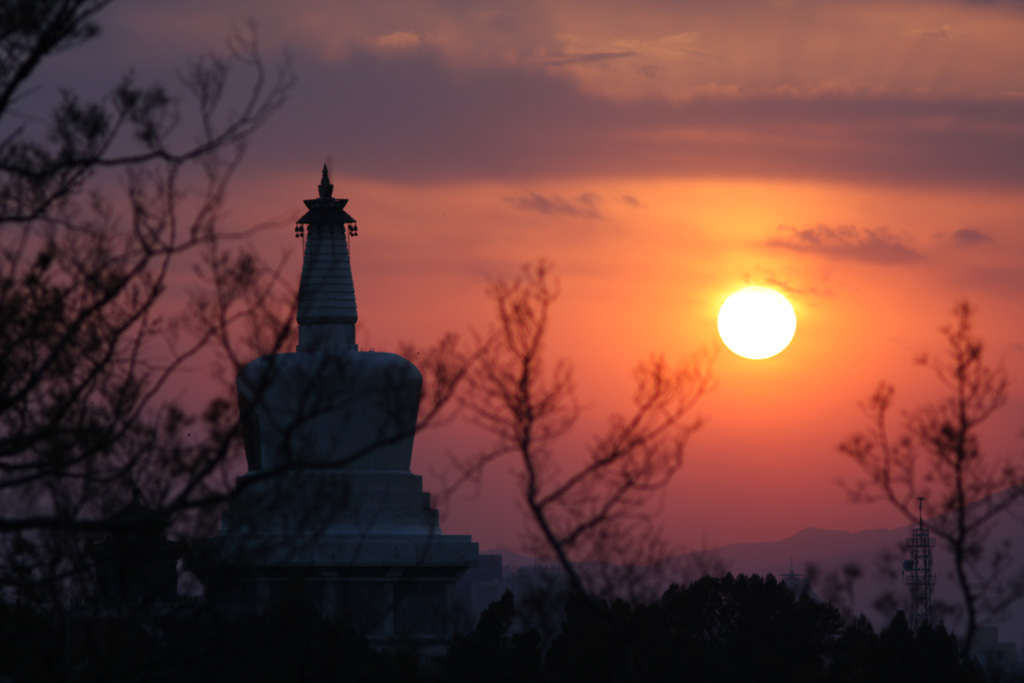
[209, 167, 478, 648]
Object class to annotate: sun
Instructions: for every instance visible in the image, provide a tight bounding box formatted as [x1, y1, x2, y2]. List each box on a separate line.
[717, 287, 797, 360]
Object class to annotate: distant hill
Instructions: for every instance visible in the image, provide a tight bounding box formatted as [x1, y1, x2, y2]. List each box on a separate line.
[486, 490, 1024, 648]
[481, 547, 554, 572]
[688, 525, 908, 577]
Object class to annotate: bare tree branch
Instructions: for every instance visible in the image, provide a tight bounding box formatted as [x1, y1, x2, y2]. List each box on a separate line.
[450, 260, 713, 599]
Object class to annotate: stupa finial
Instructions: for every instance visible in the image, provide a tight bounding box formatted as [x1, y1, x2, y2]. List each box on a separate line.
[319, 163, 334, 198]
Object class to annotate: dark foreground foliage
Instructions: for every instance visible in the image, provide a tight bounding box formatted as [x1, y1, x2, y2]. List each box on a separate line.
[446, 573, 988, 683]
[501, 574, 984, 683]
[0, 573, 992, 682]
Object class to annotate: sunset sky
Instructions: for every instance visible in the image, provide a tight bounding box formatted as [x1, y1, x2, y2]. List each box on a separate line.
[39, 0, 1024, 552]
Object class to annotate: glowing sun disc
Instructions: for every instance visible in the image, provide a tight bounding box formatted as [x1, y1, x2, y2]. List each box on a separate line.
[717, 287, 797, 360]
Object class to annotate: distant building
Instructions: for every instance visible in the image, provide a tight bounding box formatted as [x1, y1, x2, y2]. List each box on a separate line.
[454, 553, 505, 631]
[972, 626, 1019, 673]
[84, 488, 182, 607]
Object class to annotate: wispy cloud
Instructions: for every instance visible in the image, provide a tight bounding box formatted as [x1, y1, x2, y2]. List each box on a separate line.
[910, 24, 957, 39]
[739, 269, 836, 300]
[545, 51, 636, 66]
[506, 192, 602, 218]
[611, 33, 721, 62]
[952, 228, 992, 246]
[767, 225, 924, 264]
[376, 31, 422, 49]
[260, 49, 1024, 186]
[763, 275, 835, 300]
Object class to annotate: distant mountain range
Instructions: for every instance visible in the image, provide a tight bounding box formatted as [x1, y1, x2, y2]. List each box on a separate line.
[485, 490, 1024, 648]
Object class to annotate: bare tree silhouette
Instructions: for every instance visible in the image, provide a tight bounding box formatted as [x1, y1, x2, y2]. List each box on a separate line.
[0, 0, 298, 603]
[840, 302, 1024, 653]
[447, 261, 712, 598]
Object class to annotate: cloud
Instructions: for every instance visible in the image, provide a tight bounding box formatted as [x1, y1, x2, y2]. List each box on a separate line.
[620, 195, 643, 208]
[247, 49, 1024, 187]
[545, 51, 637, 66]
[376, 31, 422, 49]
[616, 33, 720, 61]
[952, 228, 993, 246]
[767, 225, 924, 264]
[738, 268, 836, 300]
[763, 276, 835, 300]
[910, 25, 957, 39]
[506, 192, 602, 218]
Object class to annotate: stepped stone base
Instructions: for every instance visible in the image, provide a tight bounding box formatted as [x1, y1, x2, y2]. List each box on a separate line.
[205, 469, 477, 648]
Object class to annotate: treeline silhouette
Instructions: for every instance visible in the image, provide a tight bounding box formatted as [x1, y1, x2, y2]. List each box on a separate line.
[447, 574, 985, 683]
[0, 573, 990, 682]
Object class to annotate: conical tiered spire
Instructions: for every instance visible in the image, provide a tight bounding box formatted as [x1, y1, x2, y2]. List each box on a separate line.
[296, 166, 360, 352]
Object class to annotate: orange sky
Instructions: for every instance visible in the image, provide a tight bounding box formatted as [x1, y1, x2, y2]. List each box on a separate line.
[38, 0, 1024, 551]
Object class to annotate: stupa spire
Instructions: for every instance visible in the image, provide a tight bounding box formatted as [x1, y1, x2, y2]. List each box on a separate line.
[318, 163, 333, 198]
[295, 166, 360, 352]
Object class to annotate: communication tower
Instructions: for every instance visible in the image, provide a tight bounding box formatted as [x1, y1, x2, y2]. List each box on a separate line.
[902, 497, 936, 630]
